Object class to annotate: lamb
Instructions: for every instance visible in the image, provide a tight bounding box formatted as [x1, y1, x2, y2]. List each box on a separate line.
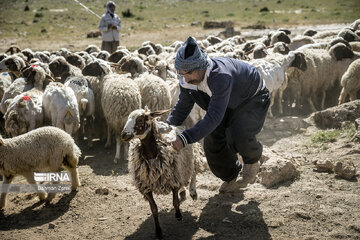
[0, 126, 81, 209]
[338, 59, 360, 104]
[42, 82, 80, 139]
[121, 108, 203, 239]
[64, 76, 95, 147]
[49, 56, 83, 83]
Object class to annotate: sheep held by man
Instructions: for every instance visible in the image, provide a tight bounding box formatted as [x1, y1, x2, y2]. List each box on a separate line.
[0, 126, 81, 209]
[121, 108, 204, 239]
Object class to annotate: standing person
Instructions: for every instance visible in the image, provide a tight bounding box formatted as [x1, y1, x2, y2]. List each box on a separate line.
[167, 36, 270, 193]
[98, 1, 121, 54]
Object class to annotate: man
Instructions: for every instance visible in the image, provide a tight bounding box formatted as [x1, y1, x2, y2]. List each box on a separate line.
[167, 36, 270, 193]
[98, 1, 122, 54]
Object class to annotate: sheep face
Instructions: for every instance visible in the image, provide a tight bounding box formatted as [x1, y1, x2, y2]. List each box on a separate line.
[49, 58, 70, 77]
[329, 43, 354, 61]
[82, 61, 110, 78]
[121, 109, 151, 141]
[290, 52, 307, 71]
[121, 108, 170, 142]
[5, 110, 27, 137]
[21, 65, 46, 86]
[0, 56, 24, 72]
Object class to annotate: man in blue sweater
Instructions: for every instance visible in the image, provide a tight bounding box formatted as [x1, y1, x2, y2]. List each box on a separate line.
[167, 36, 270, 193]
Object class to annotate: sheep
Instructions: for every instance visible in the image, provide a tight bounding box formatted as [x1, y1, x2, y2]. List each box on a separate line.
[121, 108, 203, 239]
[49, 56, 82, 83]
[250, 51, 306, 117]
[5, 45, 21, 55]
[119, 55, 148, 78]
[96, 50, 110, 61]
[0, 64, 50, 114]
[4, 88, 44, 137]
[84, 44, 101, 54]
[42, 82, 80, 139]
[101, 73, 141, 163]
[82, 60, 142, 163]
[134, 73, 172, 122]
[0, 74, 11, 102]
[64, 76, 95, 147]
[288, 36, 316, 51]
[108, 49, 130, 63]
[286, 43, 359, 114]
[338, 59, 360, 104]
[65, 53, 86, 70]
[0, 126, 81, 209]
[0, 55, 26, 78]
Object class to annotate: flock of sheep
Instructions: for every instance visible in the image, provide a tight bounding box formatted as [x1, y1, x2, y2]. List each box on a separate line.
[0, 18, 359, 239]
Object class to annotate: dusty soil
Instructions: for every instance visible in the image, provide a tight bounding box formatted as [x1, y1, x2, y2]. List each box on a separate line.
[1, 24, 359, 240]
[0, 114, 359, 240]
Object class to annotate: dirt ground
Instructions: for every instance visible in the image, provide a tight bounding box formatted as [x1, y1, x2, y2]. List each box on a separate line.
[1, 24, 360, 240]
[0, 115, 359, 240]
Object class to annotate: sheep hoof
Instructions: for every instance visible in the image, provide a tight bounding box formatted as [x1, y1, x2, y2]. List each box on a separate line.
[105, 143, 111, 149]
[175, 210, 182, 221]
[179, 190, 186, 202]
[190, 191, 198, 201]
[113, 158, 119, 164]
[38, 192, 47, 201]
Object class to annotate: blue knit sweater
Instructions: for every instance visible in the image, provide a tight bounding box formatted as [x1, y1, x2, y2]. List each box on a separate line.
[167, 57, 262, 144]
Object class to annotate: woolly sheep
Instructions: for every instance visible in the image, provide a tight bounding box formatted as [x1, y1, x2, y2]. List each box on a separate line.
[0, 126, 81, 209]
[338, 59, 360, 104]
[121, 108, 203, 239]
[4, 88, 43, 137]
[85, 44, 101, 54]
[42, 82, 80, 139]
[101, 73, 141, 163]
[288, 36, 316, 51]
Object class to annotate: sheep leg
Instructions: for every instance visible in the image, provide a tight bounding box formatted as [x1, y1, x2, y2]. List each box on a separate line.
[277, 89, 284, 115]
[349, 91, 357, 102]
[172, 187, 182, 221]
[179, 187, 186, 202]
[338, 88, 347, 104]
[114, 136, 121, 164]
[22, 171, 47, 201]
[320, 91, 326, 110]
[105, 124, 112, 149]
[0, 174, 14, 209]
[65, 165, 81, 191]
[308, 97, 317, 113]
[144, 191, 163, 239]
[86, 116, 95, 148]
[189, 171, 198, 200]
[268, 92, 275, 117]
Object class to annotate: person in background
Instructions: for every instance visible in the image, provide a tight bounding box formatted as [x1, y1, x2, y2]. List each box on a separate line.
[167, 36, 270, 193]
[98, 1, 121, 54]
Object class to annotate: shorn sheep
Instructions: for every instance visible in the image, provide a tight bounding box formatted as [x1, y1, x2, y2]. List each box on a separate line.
[338, 58, 360, 104]
[121, 108, 203, 239]
[0, 126, 81, 209]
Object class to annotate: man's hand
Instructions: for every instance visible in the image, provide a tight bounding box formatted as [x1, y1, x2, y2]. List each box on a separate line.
[171, 136, 184, 151]
[108, 24, 113, 29]
[111, 25, 117, 30]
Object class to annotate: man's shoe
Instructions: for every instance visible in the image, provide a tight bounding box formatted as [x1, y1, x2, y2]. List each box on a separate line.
[236, 161, 260, 188]
[219, 178, 238, 193]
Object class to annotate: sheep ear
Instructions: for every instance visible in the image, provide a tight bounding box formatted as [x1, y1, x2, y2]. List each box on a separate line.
[149, 109, 171, 118]
[45, 73, 55, 82]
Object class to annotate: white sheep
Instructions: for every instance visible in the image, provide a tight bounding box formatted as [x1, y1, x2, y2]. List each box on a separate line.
[250, 51, 306, 117]
[64, 76, 95, 147]
[0, 126, 81, 209]
[121, 108, 204, 239]
[0, 55, 26, 79]
[42, 82, 80, 139]
[338, 58, 360, 104]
